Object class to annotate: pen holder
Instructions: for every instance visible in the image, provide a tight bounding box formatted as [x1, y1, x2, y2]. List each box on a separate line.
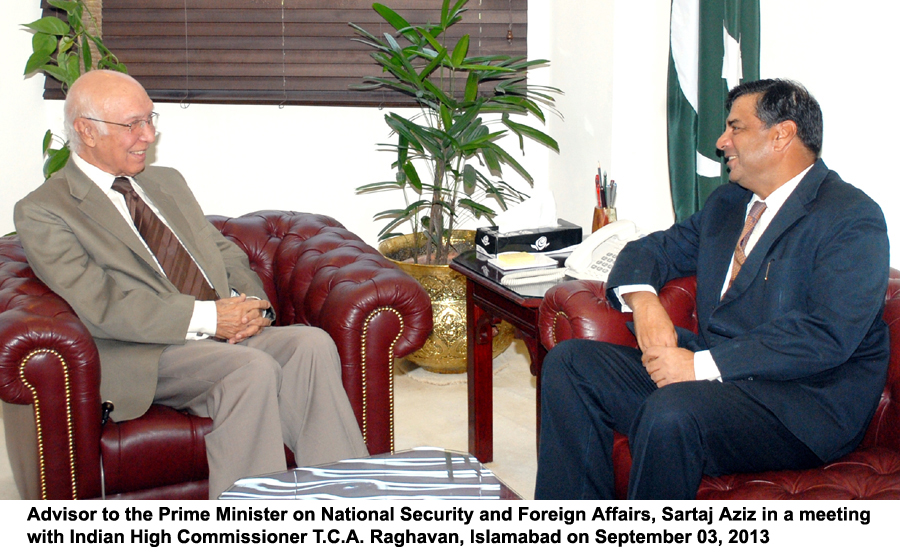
[592, 207, 617, 232]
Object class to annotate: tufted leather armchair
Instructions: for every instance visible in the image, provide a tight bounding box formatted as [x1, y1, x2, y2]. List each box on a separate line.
[539, 270, 900, 499]
[0, 210, 432, 500]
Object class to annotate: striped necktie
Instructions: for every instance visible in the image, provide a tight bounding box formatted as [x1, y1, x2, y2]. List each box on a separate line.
[112, 177, 218, 301]
[726, 200, 767, 292]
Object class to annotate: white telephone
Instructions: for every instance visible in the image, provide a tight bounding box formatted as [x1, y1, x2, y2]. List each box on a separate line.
[565, 220, 643, 281]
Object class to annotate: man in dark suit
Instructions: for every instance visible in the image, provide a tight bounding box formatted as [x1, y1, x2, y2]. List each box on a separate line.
[14, 70, 368, 498]
[535, 79, 890, 499]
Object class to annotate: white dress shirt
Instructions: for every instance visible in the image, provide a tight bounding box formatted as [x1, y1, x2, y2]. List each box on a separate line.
[616, 164, 812, 380]
[72, 153, 218, 339]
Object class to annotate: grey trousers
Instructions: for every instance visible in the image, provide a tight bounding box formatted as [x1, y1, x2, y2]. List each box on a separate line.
[155, 325, 369, 499]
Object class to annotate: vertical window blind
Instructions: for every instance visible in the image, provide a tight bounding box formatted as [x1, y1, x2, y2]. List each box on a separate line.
[41, 0, 528, 107]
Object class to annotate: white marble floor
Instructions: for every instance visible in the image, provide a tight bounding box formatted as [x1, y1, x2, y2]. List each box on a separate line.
[0, 340, 538, 500]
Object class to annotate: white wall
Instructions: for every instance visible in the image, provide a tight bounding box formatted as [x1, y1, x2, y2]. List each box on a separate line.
[3, 1, 898, 265]
[538, 1, 616, 233]
[609, 0, 674, 232]
[759, 0, 900, 264]
[1, 4, 47, 234]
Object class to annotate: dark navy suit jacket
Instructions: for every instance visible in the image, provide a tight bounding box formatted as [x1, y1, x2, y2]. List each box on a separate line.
[606, 159, 890, 462]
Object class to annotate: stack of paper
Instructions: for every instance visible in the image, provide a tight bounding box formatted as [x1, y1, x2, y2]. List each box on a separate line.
[486, 252, 567, 290]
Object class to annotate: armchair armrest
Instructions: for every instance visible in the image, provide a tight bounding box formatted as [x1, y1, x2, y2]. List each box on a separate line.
[539, 280, 635, 350]
[0, 238, 103, 499]
[539, 277, 699, 351]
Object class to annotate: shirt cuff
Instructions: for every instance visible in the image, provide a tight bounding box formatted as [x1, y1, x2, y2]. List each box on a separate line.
[613, 284, 658, 312]
[693, 350, 722, 381]
[187, 300, 218, 340]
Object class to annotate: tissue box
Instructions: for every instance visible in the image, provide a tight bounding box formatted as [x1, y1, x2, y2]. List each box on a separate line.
[475, 219, 582, 257]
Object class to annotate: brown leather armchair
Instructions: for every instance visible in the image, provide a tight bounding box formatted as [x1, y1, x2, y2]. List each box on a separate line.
[0, 210, 432, 500]
[539, 270, 900, 499]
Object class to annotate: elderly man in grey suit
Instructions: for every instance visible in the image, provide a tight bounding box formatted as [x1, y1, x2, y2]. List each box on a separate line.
[14, 70, 368, 498]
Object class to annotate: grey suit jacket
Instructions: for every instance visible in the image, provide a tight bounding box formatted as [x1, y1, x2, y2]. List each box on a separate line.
[14, 160, 269, 421]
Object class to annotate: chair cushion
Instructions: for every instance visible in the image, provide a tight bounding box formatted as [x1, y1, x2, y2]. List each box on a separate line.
[696, 447, 900, 500]
[612, 433, 900, 500]
[99, 405, 211, 496]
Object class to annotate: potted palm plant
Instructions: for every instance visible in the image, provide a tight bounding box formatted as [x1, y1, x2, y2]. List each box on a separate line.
[351, 0, 561, 371]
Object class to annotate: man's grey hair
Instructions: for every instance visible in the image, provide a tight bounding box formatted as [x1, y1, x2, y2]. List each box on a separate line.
[64, 70, 139, 153]
[64, 85, 104, 153]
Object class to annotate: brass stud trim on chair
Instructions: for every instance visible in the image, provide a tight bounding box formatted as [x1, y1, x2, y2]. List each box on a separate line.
[18, 349, 77, 500]
[551, 311, 569, 346]
[361, 307, 404, 453]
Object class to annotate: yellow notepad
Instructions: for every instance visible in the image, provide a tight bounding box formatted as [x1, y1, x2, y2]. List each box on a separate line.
[488, 252, 558, 271]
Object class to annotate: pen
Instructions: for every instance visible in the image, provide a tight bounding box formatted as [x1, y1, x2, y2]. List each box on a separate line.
[602, 167, 610, 208]
[599, 178, 607, 209]
[597, 165, 603, 207]
[609, 180, 617, 209]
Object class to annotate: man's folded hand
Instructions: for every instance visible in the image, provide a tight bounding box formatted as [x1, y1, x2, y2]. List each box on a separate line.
[622, 290, 678, 352]
[215, 294, 273, 344]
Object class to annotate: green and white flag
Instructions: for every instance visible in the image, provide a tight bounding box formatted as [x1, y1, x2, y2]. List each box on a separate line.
[667, 0, 759, 221]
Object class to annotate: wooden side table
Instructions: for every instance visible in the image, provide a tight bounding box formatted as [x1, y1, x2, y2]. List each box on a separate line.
[449, 251, 565, 463]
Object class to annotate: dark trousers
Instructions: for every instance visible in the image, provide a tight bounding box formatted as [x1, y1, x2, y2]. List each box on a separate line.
[534, 339, 822, 500]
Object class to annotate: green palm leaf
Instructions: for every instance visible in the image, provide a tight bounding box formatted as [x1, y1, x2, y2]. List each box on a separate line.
[350, 0, 562, 264]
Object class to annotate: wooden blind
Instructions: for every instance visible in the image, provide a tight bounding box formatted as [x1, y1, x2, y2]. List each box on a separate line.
[42, 0, 528, 107]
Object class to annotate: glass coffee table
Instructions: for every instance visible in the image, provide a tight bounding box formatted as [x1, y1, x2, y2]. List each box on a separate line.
[219, 447, 521, 500]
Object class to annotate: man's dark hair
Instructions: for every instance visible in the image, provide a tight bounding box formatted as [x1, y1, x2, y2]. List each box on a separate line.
[726, 79, 823, 157]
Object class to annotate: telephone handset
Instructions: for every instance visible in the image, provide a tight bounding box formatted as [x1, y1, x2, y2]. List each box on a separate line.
[564, 220, 643, 281]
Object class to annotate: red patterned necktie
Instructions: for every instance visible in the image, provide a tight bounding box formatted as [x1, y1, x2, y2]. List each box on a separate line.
[726, 200, 767, 292]
[112, 177, 218, 301]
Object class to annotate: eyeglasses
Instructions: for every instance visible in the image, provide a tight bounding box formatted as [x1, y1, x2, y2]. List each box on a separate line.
[82, 112, 159, 134]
